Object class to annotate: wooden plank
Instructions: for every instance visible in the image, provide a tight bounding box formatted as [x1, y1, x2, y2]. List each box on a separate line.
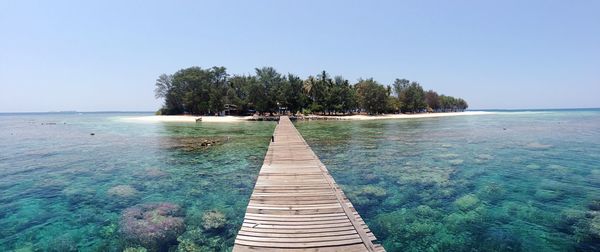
[234, 243, 368, 252]
[234, 238, 364, 248]
[237, 229, 357, 238]
[250, 200, 340, 205]
[243, 218, 350, 226]
[236, 234, 361, 243]
[240, 226, 357, 234]
[245, 215, 349, 222]
[244, 212, 347, 218]
[246, 207, 344, 215]
[251, 191, 336, 195]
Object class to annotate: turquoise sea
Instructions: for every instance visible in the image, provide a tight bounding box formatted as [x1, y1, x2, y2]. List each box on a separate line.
[1, 110, 599, 251]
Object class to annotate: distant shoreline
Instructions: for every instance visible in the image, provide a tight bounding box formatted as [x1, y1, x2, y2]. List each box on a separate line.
[303, 111, 494, 120]
[122, 111, 495, 123]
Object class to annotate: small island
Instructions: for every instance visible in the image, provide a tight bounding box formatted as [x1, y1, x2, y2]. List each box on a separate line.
[153, 66, 468, 118]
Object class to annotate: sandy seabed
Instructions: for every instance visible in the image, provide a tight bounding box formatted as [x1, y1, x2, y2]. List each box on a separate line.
[122, 111, 494, 123]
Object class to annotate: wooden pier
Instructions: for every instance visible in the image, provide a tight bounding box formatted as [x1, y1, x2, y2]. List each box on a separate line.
[233, 116, 384, 251]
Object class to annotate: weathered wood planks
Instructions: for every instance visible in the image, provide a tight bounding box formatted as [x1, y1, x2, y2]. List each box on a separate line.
[233, 116, 385, 252]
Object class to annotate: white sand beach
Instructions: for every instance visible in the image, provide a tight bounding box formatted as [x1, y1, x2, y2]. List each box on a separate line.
[304, 111, 495, 120]
[122, 111, 493, 123]
[122, 115, 253, 123]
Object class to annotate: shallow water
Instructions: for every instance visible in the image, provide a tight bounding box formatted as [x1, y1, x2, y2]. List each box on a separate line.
[1, 111, 599, 251]
[295, 110, 600, 251]
[0, 113, 275, 251]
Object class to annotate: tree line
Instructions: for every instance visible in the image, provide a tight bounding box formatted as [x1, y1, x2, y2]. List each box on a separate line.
[154, 66, 468, 115]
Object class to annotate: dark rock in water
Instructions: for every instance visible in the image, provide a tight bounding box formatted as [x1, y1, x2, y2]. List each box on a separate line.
[162, 137, 225, 151]
[481, 227, 522, 251]
[63, 187, 97, 207]
[46, 234, 77, 252]
[199, 139, 219, 147]
[589, 199, 600, 211]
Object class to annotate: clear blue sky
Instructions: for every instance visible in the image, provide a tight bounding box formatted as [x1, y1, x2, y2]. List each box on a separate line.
[1, 0, 598, 112]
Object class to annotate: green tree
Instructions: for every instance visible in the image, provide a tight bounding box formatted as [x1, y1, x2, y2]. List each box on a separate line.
[207, 66, 229, 115]
[425, 90, 441, 112]
[226, 75, 253, 113]
[392, 78, 410, 112]
[253, 67, 284, 115]
[401, 82, 427, 113]
[172, 67, 207, 115]
[154, 74, 172, 99]
[332, 76, 355, 114]
[282, 74, 307, 114]
[355, 78, 388, 114]
[154, 73, 185, 115]
[159, 66, 230, 115]
[303, 73, 327, 114]
[457, 98, 468, 111]
[154, 65, 468, 116]
[440, 95, 457, 112]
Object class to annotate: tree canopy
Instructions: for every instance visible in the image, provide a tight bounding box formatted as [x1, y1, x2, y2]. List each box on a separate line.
[155, 66, 468, 115]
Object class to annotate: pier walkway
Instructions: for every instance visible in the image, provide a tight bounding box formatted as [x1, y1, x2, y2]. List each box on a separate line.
[233, 116, 384, 251]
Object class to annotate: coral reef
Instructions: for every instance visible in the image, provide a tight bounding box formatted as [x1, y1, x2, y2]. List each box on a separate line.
[346, 185, 388, 210]
[558, 209, 586, 231]
[359, 185, 387, 198]
[142, 168, 168, 178]
[120, 203, 185, 250]
[480, 227, 522, 251]
[454, 194, 480, 211]
[371, 205, 475, 251]
[589, 199, 600, 211]
[108, 185, 138, 198]
[449, 159, 464, 166]
[591, 214, 600, 237]
[534, 189, 562, 201]
[479, 183, 505, 203]
[395, 166, 455, 187]
[175, 227, 227, 252]
[46, 235, 77, 252]
[202, 210, 226, 230]
[176, 237, 201, 252]
[63, 186, 96, 205]
[123, 247, 148, 252]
